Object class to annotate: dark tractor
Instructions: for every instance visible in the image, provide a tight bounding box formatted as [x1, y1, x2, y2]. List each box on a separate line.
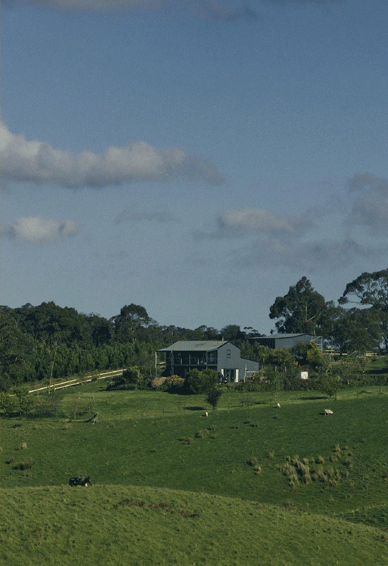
[69, 475, 92, 487]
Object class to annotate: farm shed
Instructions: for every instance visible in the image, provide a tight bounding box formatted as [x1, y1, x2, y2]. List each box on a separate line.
[251, 333, 323, 350]
[156, 340, 259, 382]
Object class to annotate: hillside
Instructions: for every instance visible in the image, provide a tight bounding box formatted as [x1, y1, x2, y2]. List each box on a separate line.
[2, 484, 388, 566]
[1, 383, 388, 564]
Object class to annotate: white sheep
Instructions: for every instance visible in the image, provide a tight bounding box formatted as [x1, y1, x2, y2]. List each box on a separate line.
[204, 411, 209, 417]
[324, 409, 333, 415]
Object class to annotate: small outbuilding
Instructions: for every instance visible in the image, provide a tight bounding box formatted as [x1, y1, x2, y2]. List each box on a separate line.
[156, 340, 259, 383]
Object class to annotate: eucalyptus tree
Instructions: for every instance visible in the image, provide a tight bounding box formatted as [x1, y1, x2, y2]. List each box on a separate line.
[269, 277, 328, 336]
[339, 269, 388, 351]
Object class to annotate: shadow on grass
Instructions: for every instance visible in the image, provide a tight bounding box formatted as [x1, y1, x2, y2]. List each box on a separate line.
[299, 395, 328, 401]
[367, 367, 388, 375]
[184, 406, 207, 411]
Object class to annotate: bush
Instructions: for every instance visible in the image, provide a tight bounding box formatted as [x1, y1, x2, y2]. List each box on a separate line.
[185, 369, 218, 394]
[0, 386, 34, 417]
[165, 375, 185, 391]
[12, 459, 35, 471]
[65, 394, 95, 419]
[318, 375, 341, 398]
[107, 366, 144, 390]
[123, 366, 143, 385]
[28, 393, 63, 419]
[206, 387, 223, 409]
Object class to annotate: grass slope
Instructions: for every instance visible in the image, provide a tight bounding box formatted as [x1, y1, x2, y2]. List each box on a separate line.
[1, 384, 388, 564]
[1, 484, 388, 566]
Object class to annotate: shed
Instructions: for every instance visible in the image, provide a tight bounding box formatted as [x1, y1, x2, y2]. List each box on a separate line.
[251, 333, 323, 350]
[156, 340, 259, 382]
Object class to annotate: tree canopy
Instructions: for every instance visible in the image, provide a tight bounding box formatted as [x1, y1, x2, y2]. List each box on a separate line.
[269, 277, 328, 335]
[339, 269, 388, 311]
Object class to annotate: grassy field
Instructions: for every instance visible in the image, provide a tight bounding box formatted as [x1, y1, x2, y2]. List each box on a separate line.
[1, 383, 388, 564]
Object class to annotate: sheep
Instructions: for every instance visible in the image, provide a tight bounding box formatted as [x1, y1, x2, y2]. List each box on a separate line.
[204, 411, 209, 417]
[324, 409, 333, 416]
[274, 403, 281, 409]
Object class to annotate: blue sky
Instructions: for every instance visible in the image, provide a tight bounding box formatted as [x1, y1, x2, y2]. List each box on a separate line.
[1, 0, 388, 333]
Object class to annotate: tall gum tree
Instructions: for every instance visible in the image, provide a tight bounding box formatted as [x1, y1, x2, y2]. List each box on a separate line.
[339, 269, 388, 351]
[269, 277, 328, 336]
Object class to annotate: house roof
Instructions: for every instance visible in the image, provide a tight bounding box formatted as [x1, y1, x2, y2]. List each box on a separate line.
[158, 340, 231, 352]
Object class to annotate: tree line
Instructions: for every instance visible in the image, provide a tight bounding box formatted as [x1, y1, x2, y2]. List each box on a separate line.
[1, 268, 388, 391]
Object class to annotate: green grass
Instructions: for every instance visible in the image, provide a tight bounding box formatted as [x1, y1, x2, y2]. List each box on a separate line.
[1, 383, 388, 564]
[2, 485, 388, 566]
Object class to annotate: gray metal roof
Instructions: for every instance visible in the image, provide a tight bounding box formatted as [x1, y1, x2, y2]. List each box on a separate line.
[158, 340, 230, 352]
[255, 333, 324, 340]
[256, 334, 307, 339]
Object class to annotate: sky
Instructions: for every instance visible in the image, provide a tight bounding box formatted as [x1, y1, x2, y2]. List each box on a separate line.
[1, 0, 388, 334]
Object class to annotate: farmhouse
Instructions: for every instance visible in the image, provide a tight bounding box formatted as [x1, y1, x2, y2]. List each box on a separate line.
[250, 333, 323, 350]
[156, 340, 259, 382]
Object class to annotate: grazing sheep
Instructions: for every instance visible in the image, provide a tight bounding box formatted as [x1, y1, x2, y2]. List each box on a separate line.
[275, 403, 281, 409]
[204, 411, 209, 417]
[324, 409, 333, 416]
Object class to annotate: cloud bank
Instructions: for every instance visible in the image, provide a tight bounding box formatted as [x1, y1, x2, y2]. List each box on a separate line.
[199, 173, 388, 272]
[0, 122, 224, 188]
[2, 216, 79, 243]
[348, 173, 388, 236]
[10, 0, 259, 21]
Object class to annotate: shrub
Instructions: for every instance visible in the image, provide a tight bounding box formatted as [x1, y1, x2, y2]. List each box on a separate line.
[107, 366, 144, 390]
[123, 366, 143, 386]
[247, 457, 259, 468]
[186, 369, 218, 394]
[178, 437, 192, 445]
[206, 387, 223, 409]
[318, 375, 341, 398]
[65, 394, 95, 419]
[29, 393, 63, 419]
[0, 392, 22, 417]
[12, 459, 35, 471]
[165, 375, 185, 391]
[152, 376, 167, 389]
[195, 430, 208, 439]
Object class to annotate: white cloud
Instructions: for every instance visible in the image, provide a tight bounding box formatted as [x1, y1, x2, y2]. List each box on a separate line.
[0, 121, 224, 188]
[218, 207, 309, 236]
[2, 216, 79, 243]
[10, 0, 259, 20]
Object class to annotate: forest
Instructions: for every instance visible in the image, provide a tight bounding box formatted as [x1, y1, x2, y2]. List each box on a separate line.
[1, 269, 388, 391]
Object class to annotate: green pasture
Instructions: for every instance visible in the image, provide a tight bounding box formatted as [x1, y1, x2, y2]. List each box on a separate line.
[2, 484, 388, 566]
[1, 384, 388, 564]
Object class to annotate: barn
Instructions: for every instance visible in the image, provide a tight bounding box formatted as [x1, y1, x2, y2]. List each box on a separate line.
[156, 340, 259, 382]
[250, 333, 323, 350]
